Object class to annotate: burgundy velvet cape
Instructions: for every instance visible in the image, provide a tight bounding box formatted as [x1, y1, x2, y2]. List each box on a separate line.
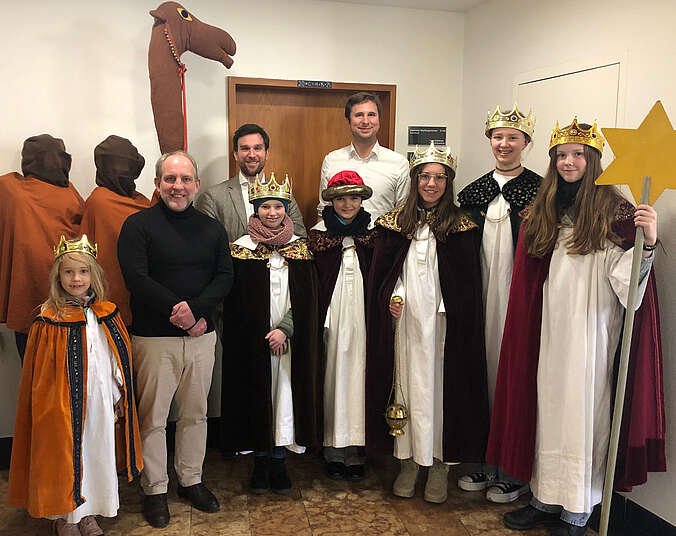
[486, 211, 666, 491]
[220, 250, 322, 452]
[307, 229, 376, 327]
[365, 216, 489, 461]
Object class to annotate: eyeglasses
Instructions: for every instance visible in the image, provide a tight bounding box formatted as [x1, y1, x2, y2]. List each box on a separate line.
[418, 173, 447, 183]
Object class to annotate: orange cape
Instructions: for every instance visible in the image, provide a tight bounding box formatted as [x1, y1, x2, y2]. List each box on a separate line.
[7, 301, 143, 518]
[79, 187, 150, 325]
[0, 173, 84, 333]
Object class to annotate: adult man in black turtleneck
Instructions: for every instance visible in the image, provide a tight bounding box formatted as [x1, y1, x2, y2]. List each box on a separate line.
[118, 151, 233, 529]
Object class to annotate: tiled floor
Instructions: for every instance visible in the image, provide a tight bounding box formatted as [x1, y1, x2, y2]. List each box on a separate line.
[0, 450, 598, 535]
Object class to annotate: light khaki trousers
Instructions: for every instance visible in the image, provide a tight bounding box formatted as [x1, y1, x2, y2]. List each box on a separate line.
[132, 332, 216, 495]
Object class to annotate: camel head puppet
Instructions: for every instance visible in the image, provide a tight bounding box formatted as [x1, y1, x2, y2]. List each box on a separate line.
[148, 2, 236, 153]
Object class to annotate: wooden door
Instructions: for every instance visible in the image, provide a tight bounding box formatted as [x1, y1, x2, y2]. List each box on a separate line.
[227, 77, 396, 228]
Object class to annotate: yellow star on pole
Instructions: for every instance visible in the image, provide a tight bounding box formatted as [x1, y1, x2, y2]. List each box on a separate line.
[596, 100, 676, 205]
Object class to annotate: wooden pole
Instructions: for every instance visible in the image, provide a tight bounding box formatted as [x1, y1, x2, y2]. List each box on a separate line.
[599, 176, 651, 536]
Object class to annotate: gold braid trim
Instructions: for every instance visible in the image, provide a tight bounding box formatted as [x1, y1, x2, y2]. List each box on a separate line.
[614, 200, 635, 222]
[230, 239, 314, 261]
[308, 229, 378, 252]
[376, 205, 476, 236]
[308, 231, 343, 252]
[230, 243, 274, 260]
[278, 239, 314, 260]
[375, 205, 404, 233]
[448, 213, 478, 234]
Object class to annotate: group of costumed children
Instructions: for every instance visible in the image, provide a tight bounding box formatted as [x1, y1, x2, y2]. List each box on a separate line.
[7, 107, 664, 536]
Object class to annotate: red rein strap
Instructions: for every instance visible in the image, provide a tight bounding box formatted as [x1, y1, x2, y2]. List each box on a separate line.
[163, 23, 188, 151]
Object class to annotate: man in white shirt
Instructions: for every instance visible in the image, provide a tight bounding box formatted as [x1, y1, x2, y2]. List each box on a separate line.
[318, 93, 409, 222]
[196, 123, 306, 241]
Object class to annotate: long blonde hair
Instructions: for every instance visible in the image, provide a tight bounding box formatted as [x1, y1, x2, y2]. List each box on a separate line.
[40, 252, 108, 316]
[523, 143, 625, 257]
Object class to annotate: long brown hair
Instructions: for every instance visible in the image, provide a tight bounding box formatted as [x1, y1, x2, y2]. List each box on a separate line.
[41, 252, 108, 317]
[398, 163, 464, 240]
[523, 143, 625, 257]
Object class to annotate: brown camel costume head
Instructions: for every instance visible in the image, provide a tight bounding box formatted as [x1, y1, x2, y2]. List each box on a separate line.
[148, 2, 236, 153]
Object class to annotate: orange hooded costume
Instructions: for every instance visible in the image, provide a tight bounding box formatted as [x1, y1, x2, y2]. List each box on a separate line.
[79, 136, 150, 325]
[7, 300, 143, 518]
[0, 135, 84, 334]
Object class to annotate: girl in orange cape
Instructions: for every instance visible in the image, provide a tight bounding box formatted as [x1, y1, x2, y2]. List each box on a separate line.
[8, 235, 142, 536]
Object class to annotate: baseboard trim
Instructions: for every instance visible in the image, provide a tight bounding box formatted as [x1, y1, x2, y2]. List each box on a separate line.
[589, 492, 675, 535]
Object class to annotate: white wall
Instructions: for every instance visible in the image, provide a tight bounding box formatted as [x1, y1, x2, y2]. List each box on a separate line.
[460, 0, 676, 524]
[0, 0, 464, 426]
[1, 0, 464, 198]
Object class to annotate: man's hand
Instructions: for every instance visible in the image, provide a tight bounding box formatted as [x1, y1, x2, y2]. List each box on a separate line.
[187, 317, 207, 337]
[170, 301, 196, 330]
[265, 329, 287, 356]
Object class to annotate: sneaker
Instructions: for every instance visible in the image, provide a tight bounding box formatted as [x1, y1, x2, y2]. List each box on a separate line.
[392, 458, 419, 498]
[486, 480, 530, 503]
[457, 471, 496, 491]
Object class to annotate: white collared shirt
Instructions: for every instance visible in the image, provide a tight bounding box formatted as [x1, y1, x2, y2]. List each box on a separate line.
[318, 142, 410, 222]
[239, 171, 267, 221]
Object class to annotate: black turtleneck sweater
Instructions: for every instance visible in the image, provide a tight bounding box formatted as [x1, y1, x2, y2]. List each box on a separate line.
[118, 199, 233, 337]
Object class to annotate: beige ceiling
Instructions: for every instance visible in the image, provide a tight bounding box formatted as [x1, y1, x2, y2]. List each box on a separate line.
[326, 0, 487, 12]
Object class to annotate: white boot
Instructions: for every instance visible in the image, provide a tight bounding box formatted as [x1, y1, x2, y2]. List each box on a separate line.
[393, 457, 419, 498]
[424, 459, 450, 503]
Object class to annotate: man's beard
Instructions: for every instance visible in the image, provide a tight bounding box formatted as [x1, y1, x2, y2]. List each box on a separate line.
[240, 161, 265, 179]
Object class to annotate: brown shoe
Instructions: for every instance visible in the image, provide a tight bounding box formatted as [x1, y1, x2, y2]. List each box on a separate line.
[53, 518, 81, 536]
[78, 516, 103, 536]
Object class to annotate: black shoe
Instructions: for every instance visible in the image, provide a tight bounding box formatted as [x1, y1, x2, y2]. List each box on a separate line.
[177, 483, 220, 513]
[250, 455, 270, 494]
[550, 521, 587, 535]
[325, 461, 346, 480]
[270, 457, 292, 495]
[504, 505, 560, 530]
[346, 464, 365, 482]
[143, 493, 170, 528]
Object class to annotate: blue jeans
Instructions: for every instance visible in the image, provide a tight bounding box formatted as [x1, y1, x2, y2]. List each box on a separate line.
[531, 496, 591, 527]
[254, 446, 286, 459]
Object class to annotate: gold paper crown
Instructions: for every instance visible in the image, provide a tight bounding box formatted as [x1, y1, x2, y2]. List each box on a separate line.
[549, 117, 605, 154]
[53, 234, 98, 260]
[485, 105, 535, 138]
[248, 172, 292, 203]
[409, 141, 457, 172]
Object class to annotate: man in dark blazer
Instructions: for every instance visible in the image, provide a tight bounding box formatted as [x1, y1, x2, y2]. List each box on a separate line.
[195, 123, 306, 240]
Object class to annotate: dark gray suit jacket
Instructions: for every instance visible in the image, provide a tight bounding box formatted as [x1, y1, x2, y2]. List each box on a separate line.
[195, 175, 307, 241]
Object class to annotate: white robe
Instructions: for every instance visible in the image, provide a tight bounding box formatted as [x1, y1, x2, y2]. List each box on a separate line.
[480, 172, 514, 411]
[58, 308, 122, 523]
[392, 223, 446, 467]
[233, 235, 304, 454]
[530, 222, 650, 513]
[317, 225, 366, 448]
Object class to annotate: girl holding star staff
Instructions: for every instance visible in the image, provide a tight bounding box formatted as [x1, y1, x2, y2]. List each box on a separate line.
[487, 119, 665, 536]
